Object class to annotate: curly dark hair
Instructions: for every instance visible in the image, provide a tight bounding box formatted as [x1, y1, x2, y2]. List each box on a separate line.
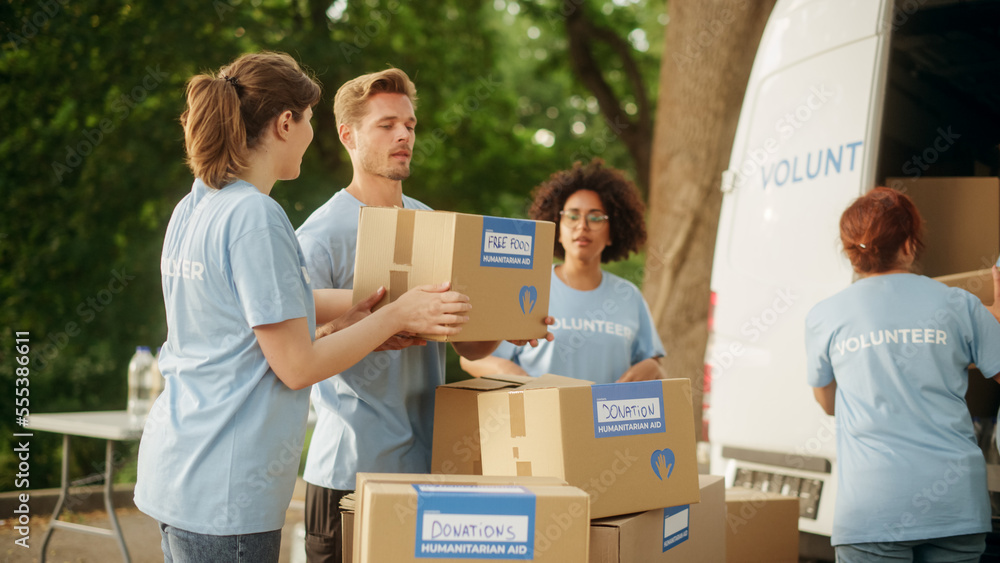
[529, 158, 647, 263]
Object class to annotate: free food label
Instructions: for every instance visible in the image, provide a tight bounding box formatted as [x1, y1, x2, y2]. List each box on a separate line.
[662, 505, 690, 552]
[481, 217, 535, 269]
[414, 485, 536, 559]
[592, 381, 666, 438]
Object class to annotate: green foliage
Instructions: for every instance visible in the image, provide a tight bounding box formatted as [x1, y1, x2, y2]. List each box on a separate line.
[0, 0, 663, 491]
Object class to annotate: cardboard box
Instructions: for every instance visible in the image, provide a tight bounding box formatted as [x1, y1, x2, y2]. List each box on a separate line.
[725, 488, 799, 563]
[988, 464, 1000, 493]
[478, 379, 701, 519]
[352, 207, 555, 342]
[343, 509, 354, 563]
[352, 473, 569, 563]
[352, 474, 589, 562]
[887, 177, 999, 278]
[432, 374, 592, 476]
[934, 268, 995, 306]
[934, 270, 1000, 417]
[590, 475, 726, 563]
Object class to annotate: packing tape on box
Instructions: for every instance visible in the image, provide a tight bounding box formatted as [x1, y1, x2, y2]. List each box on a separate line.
[389, 269, 409, 303]
[388, 209, 416, 302]
[509, 391, 527, 438]
[393, 208, 415, 266]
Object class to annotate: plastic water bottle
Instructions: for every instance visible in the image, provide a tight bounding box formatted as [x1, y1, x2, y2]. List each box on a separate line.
[149, 347, 164, 403]
[127, 346, 154, 421]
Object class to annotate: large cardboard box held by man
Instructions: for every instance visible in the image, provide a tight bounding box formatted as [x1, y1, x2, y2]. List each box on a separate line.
[432, 374, 592, 475]
[725, 488, 799, 563]
[352, 206, 555, 342]
[350, 473, 588, 562]
[589, 475, 726, 563]
[478, 378, 700, 519]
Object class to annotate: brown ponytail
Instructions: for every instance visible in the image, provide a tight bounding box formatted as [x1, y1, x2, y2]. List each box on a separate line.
[181, 52, 321, 189]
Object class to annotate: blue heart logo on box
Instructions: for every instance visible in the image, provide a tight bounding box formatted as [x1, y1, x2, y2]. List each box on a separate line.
[650, 448, 675, 480]
[519, 286, 537, 315]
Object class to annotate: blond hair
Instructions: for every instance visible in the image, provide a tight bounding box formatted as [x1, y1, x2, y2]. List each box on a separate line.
[333, 68, 417, 129]
[181, 52, 321, 189]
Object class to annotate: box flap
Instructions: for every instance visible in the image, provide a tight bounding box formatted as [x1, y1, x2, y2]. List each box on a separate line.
[934, 268, 994, 306]
[441, 377, 525, 392]
[443, 373, 589, 392]
[486, 373, 539, 385]
[590, 511, 645, 528]
[356, 472, 568, 490]
[518, 373, 594, 390]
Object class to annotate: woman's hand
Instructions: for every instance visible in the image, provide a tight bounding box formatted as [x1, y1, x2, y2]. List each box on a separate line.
[386, 282, 471, 337]
[617, 357, 666, 382]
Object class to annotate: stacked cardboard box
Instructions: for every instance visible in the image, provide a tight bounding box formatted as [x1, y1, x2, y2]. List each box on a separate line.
[476, 378, 701, 519]
[589, 475, 726, 562]
[724, 488, 799, 563]
[348, 472, 588, 563]
[431, 374, 590, 475]
[431, 375, 719, 559]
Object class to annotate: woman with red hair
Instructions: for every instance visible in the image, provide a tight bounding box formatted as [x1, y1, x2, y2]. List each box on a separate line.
[805, 186, 1000, 561]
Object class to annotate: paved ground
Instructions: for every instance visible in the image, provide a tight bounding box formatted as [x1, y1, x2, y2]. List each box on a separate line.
[0, 499, 306, 563]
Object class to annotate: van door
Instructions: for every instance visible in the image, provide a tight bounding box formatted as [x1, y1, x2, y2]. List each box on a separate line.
[707, 0, 894, 537]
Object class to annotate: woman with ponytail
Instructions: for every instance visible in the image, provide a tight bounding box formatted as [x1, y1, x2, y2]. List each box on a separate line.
[805, 186, 1000, 561]
[135, 52, 470, 561]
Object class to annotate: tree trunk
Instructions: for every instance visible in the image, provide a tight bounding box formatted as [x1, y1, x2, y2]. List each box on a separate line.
[562, 0, 654, 192]
[643, 0, 775, 442]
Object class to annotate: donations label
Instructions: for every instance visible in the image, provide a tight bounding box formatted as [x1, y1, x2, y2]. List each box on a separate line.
[592, 381, 666, 438]
[414, 485, 536, 559]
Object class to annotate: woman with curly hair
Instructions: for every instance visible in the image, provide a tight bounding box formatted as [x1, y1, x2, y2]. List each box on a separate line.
[461, 158, 665, 384]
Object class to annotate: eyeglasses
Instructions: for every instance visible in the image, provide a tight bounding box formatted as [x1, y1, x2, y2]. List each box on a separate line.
[559, 210, 609, 228]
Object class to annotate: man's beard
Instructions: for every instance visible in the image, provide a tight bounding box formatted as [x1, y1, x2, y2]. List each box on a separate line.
[360, 147, 410, 181]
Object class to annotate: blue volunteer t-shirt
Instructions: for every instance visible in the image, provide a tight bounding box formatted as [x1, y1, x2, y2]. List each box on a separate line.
[805, 273, 1000, 546]
[492, 267, 665, 384]
[296, 189, 447, 491]
[135, 178, 316, 535]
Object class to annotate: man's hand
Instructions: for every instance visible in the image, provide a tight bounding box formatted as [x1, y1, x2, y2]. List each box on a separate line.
[373, 333, 427, 352]
[315, 286, 386, 339]
[315, 288, 429, 351]
[617, 358, 666, 382]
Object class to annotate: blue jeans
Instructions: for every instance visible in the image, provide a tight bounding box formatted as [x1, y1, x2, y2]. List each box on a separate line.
[158, 522, 282, 563]
[836, 533, 986, 563]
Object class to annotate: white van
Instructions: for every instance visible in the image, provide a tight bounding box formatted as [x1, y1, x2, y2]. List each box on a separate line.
[706, 0, 1000, 540]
